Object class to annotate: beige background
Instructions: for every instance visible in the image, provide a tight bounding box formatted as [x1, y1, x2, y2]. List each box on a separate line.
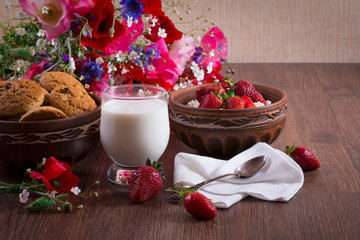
[1, 0, 359, 63]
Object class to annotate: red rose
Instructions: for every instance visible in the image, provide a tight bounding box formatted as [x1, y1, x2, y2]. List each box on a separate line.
[30, 157, 80, 194]
[145, 11, 182, 44]
[81, 0, 125, 51]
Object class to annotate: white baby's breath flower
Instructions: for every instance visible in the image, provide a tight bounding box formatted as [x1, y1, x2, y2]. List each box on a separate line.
[158, 28, 167, 38]
[37, 30, 46, 37]
[190, 62, 205, 81]
[121, 67, 128, 74]
[19, 189, 30, 203]
[29, 46, 36, 56]
[147, 64, 155, 71]
[16, 28, 27, 36]
[254, 102, 265, 107]
[115, 51, 126, 62]
[207, 62, 214, 74]
[127, 17, 134, 28]
[48, 191, 57, 199]
[67, 57, 76, 74]
[84, 84, 90, 89]
[265, 100, 272, 105]
[96, 57, 104, 65]
[41, 157, 47, 165]
[107, 63, 117, 74]
[78, 204, 84, 209]
[187, 99, 200, 108]
[209, 50, 215, 57]
[128, 51, 139, 61]
[71, 186, 81, 196]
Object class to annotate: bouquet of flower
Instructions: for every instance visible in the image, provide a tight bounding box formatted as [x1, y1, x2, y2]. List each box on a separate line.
[0, 156, 99, 212]
[0, 0, 234, 96]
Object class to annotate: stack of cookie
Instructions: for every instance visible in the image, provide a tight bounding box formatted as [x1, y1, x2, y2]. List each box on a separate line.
[0, 72, 97, 121]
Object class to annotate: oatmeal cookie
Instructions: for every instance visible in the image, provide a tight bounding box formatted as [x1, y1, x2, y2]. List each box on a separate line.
[20, 106, 68, 121]
[0, 79, 45, 117]
[39, 72, 86, 93]
[49, 86, 97, 117]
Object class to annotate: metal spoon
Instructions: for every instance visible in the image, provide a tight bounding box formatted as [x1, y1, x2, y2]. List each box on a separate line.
[169, 155, 270, 203]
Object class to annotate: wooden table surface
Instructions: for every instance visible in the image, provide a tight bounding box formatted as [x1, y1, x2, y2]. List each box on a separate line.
[1, 63, 359, 240]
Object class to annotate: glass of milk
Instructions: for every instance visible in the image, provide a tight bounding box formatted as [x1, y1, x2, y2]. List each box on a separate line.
[100, 84, 170, 185]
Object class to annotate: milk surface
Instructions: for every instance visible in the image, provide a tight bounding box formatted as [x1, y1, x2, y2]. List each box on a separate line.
[100, 99, 170, 167]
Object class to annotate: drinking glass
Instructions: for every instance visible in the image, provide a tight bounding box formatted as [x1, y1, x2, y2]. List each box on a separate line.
[100, 84, 170, 185]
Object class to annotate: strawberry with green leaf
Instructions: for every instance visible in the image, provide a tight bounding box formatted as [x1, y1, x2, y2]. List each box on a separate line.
[285, 145, 320, 171]
[128, 159, 164, 203]
[180, 190, 217, 219]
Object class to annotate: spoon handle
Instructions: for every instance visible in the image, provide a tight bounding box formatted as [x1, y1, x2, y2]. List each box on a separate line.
[170, 173, 238, 203]
[190, 173, 238, 191]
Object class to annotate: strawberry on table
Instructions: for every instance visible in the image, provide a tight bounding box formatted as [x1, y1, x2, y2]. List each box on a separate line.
[225, 96, 245, 109]
[233, 80, 266, 104]
[181, 190, 217, 219]
[128, 159, 164, 203]
[196, 84, 225, 102]
[285, 145, 320, 171]
[199, 94, 223, 109]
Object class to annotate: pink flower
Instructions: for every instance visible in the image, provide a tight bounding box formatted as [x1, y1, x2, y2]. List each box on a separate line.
[19, 0, 71, 40]
[70, 0, 94, 16]
[22, 61, 48, 80]
[199, 26, 228, 72]
[169, 35, 196, 77]
[91, 74, 110, 97]
[103, 18, 144, 56]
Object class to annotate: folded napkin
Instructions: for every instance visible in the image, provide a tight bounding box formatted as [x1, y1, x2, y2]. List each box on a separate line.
[173, 142, 304, 208]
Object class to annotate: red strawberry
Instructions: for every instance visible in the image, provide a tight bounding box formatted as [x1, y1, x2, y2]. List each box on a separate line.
[128, 159, 164, 203]
[241, 96, 256, 108]
[225, 96, 245, 109]
[199, 94, 223, 109]
[285, 145, 320, 171]
[196, 84, 225, 102]
[233, 80, 266, 104]
[182, 191, 217, 219]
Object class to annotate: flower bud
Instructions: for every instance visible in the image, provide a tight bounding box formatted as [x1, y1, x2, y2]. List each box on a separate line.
[61, 201, 73, 213]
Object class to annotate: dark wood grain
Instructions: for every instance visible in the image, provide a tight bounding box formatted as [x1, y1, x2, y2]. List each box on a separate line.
[1, 64, 359, 240]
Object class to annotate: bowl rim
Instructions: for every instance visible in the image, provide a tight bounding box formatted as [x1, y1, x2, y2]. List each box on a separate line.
[169, 83, 288, 113]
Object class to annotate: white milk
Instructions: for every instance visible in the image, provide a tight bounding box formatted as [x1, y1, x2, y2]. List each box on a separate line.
[100, 99, 170, 167]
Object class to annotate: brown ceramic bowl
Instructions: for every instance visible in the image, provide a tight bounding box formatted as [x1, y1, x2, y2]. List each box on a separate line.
[169, 84, 288, 159]
[0, 93, 101, 169]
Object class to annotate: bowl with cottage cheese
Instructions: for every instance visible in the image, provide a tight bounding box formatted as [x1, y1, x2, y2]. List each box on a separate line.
[168, 83, 288, 158]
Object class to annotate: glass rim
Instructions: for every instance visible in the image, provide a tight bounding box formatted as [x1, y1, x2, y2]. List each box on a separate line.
[102, 84, 168, 100]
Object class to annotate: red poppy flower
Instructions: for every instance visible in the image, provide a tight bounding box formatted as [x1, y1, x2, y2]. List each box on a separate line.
[30, 157, 80, 194]
[141, 0, 162, 15]
[81, 0, 125, 51]
[145, 11, 182, 44]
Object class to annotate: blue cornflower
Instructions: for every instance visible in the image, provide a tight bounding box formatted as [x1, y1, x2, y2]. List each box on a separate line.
[80, 59, 104, 84]
[120, 0, 144, 21]
[129, 45, 160, 67]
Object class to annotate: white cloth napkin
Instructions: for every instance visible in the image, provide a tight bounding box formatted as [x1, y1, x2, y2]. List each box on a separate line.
[173, 142, 304, 208]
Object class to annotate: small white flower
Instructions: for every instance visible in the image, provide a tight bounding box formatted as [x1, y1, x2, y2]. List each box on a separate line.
[158, 28, 167, 38]
[84, 84, 90, 89]
[265, 100, 272, 105]
[207, 62, 214, 74]
[96, 57, 104, 65]
[41, 5, 49, 14]
[147, 64, 155, 72]
[16, 28, 27, 36]
[121, 67, 128, 75]
[115, 51, 126, 62]
[48, 191, 57, 199]
[41, 157, 47, 165]
[187, 99, 200, 108]
[77, 204, 84, 209]
[71, 186, 81, 196]
[29, 47, 36, 56]
[127, 17, 134, 28]
[254, 102, 265, 107]
[67, 57, 76, 74]
[151, 17, 158, 27]
[128, 51, 139, 61]
[190, 62, 205, 81]
[37, 30, 46, 37]
[107, 63, 117, 74]
[209, 50, 215, 57]
[19, 189, 30, 203]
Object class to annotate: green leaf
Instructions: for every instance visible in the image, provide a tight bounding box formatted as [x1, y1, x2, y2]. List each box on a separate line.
[6, 48, 33, 60]
[26, 197, 53, 212]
